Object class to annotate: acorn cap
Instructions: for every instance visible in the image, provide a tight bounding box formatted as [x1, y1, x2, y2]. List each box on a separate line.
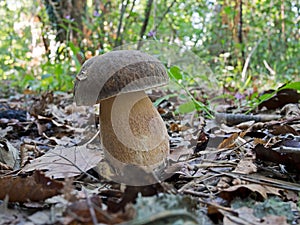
[74, 50, 169, 106]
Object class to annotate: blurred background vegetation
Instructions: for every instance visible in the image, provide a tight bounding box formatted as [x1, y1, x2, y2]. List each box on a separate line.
[0, 0, 299, 95]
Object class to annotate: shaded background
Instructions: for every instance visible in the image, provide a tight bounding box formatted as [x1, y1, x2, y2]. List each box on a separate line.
[0, 0, 299, 93]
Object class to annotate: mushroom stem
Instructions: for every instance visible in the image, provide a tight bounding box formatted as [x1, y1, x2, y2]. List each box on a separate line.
[100, 91, 169, 167]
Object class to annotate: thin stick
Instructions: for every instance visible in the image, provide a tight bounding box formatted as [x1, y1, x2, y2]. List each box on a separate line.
[85, 129, 100, 146]
[84, 189, 98, 225]
[241, 39, 262, 82]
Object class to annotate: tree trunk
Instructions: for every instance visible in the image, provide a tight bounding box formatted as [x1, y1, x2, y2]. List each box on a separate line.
[44, 0, 86, 44]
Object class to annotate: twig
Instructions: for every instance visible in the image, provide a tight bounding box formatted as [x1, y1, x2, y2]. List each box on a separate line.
[85, 129, 100, 145]
[215, 112, 280, 126]
[182, 189, 212, 198]
[263, 59, 276, 75]
[238, 0, 245, 64]
[210, 169, 300, 192]
[241, 39, 262, 82]
[152, 0, 177, 33]
[84, 189, 98, 225]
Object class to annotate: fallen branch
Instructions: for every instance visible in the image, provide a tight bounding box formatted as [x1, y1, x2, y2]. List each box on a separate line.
[215, 112, 281, 126]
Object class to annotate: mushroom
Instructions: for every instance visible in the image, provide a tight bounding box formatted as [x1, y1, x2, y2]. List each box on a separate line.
[74, 50, 170, 173]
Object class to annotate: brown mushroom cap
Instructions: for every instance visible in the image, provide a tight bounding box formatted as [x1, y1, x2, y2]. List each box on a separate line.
[74, 50, 169, 106]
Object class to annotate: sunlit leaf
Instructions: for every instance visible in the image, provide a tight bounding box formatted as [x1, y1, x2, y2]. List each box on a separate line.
[280, 82, 300, 91]
[168, 66, 183, 80]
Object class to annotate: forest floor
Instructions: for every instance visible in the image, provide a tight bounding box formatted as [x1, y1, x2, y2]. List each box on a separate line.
[0, 85, 300, 225]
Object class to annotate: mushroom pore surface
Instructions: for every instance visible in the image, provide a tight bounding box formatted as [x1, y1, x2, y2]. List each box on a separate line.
[100, 91, 169, 167]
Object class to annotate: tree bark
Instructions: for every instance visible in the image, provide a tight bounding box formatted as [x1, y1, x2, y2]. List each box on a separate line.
[138, 0, 154, 49]
[114, 0, 130, 47]
[44, 0, 86, 44]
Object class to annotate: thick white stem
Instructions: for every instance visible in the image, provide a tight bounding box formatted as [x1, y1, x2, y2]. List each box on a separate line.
[100, 91, 169, 167]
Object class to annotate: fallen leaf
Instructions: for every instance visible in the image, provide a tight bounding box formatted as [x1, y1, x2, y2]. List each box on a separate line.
[261, 215, 289, 225]
[233, 159, 257, 174]
[281, 103, 300, 118]
[0, 171, 63, 202]
[254, 143, 300, 171]
[22, 144, 103, 178]
[194, 130, 209, 153]
[219, 184, 281, 201]
[29, 91, 54, 116]
[66, 195, 133, 224]
[0, 138, 20, 170]
[223, 207, 261, 225]
[220, 124, 242, 134]
[269, 124, 298, 136]
[218, 133, 239, 149]
[258, 89, 300, 110]
[28, 211, 52, 225]
[0, 126, 13, 138]
[223, 207, 289, 225]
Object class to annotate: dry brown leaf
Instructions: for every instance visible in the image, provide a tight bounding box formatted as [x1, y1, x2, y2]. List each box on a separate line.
[270, 124, 298, 136]
[0, 171, 63, 202]
[218, 133, 239, 149]
[220, 184, 281, 201]
[254, 144, 300, 170]
[233, 159, 257, 174]
[65, 195, 133, 224]
[22, 145, 103, 179]
[223, 207, 261, 225]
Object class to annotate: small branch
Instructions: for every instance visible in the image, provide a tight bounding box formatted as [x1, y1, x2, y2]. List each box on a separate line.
[84, 189, 98, 225]
[210, 169, 300, 192]
[263, 60, 276, 75]
[215, 112, 280, 126]
[153, 0, 177, 32]
[238, 0, 245, 64]
[241, 39, 261, 82]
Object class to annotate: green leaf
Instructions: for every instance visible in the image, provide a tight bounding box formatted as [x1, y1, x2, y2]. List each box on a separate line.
[224, 6, 233, 16]
[176, 101, 196, 114]
[258, 92, 274, 101]
[168, 66, 183, 80]
[280, 82, 300, 91]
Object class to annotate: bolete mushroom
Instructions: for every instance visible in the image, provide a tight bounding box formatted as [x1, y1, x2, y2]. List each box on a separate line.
[74, 50, 170, 173]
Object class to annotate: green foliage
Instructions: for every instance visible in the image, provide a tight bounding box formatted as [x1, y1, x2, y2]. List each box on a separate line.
[0, 0, 298, 101]
[0, 2, 31, 82]
[168, 66, 214, 117]
[0, 0, 76, 92]
[245, 81, 300, 113]
[280, 81, 300, 91]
